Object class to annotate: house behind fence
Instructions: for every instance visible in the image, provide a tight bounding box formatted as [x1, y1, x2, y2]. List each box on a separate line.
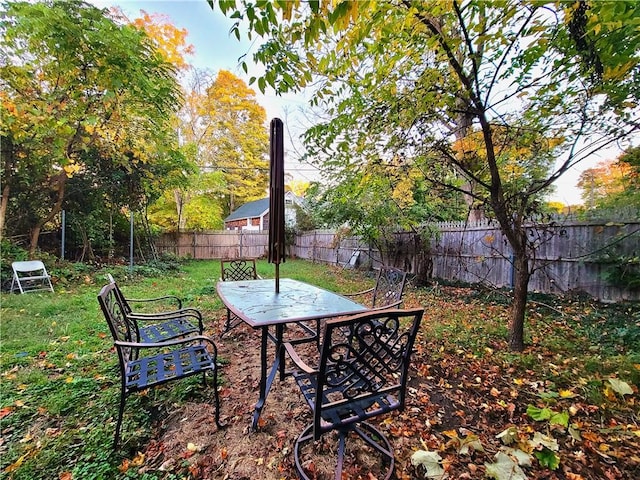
[156, 219, 639, 302]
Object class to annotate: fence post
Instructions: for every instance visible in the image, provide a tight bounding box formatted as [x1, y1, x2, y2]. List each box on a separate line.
[129, 211, 134, 272]
[61, 210, 65, 260]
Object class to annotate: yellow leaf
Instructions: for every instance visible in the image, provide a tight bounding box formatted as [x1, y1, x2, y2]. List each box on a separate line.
[187, 442, 200, 452]
[14, 400, 25, 407]
[65, 377, 74, 383]
[513, 378, 525, 385]
[131, 452, 145, 466]
[4, 453, 27, 473]
[559, 389, 576, 398]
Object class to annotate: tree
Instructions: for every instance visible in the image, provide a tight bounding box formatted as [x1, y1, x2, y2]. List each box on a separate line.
[128, 10, 195, 71]
[215, 0, 640, 351]
[305, 160, 466, 265]
[202, 70, 269, 215]
[0, 0, 182, 255]
[578, 146, 640, 212]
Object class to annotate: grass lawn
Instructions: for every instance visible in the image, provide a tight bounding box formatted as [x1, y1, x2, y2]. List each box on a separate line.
[1, 259, 638, 479]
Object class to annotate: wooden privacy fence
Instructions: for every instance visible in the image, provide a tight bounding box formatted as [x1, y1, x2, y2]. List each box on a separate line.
[429, 220, 639, 302]
[156, 230, 269, 260]
[156, 220, 639, 302]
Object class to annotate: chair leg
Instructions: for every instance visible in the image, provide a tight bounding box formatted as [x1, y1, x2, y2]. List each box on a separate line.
[211, 367, 223, 429]
[113, 389, 127, 449]
[293, 424, 315, 480]
[335, 429, 347, 480]
[293, 422, 395, 480]
[221, 309, 239, 336]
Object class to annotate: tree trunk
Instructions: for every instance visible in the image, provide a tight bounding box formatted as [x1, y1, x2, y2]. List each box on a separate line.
[0, 136, 14, 238]
[174, 189, 186, 231]
[78, 226, 95, 262]
[28, 172, 67, 257]
[0, 182, 9, 238]
[509, 247, 530, 352]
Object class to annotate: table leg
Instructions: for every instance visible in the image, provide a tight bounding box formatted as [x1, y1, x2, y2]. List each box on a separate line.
[252, 324, 284, 430]
[278, 324, 286, 381]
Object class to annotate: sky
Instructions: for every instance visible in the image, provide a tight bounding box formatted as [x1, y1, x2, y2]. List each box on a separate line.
[89, 0, 632, 205]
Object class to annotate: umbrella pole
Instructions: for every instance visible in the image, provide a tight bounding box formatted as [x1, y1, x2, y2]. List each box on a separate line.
[275, 264, 280, 293]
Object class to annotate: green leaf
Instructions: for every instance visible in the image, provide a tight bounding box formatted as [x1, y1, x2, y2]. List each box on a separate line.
[549, 411, 569, 428]
[526, 405, 551, 421]
[534, 448, 561, 470]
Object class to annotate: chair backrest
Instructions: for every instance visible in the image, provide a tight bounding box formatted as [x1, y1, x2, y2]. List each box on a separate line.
[313, 308, 423, 439]
[371, 266, 407, 308]
[220, 259, 259, 281]
[97, 283, 140, 364]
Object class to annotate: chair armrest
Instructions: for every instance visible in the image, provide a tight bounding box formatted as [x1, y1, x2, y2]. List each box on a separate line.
[127, 308, 202, 321]
[282, 342, 316, 374]
[126, 295, 183, 309]
[127, 309, 204, 332]
[343, 287, 374, 298]
[370, 299, 403, 310]
[116, 335, 217, 354]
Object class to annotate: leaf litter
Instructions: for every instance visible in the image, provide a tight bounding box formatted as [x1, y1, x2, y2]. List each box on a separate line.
[95, 286, 640, 479]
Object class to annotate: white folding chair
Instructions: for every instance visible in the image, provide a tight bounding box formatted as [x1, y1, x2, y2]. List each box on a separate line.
[10, 261, 54, 294]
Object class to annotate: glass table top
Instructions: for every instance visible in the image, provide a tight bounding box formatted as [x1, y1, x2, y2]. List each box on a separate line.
[216, 278, 368, 328]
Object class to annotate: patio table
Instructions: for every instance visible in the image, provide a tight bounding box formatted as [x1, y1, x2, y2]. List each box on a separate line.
[216, 278, 368, 430]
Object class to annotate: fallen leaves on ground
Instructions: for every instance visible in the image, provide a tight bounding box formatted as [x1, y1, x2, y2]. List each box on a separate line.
[125, 286, 639, 480]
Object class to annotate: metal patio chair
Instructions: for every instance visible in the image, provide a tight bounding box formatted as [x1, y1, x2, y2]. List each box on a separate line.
[345, 265, 408, 310]
[107, 274, 202, 343]
[98, 282, 222, 448]
[283, 308, 424, 480]
[219, 258, 261, 335]
[307, 266, 409, 347]
[10, 260, 54, 294]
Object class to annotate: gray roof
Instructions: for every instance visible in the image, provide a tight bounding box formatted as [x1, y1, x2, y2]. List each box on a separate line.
[224, 198, 270, 222]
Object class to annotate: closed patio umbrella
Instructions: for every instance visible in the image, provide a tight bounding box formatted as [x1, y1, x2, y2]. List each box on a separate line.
[268, 118, 285, 293]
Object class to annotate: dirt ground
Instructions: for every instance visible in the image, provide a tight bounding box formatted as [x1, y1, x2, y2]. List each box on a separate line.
[138, 319, 409, 479]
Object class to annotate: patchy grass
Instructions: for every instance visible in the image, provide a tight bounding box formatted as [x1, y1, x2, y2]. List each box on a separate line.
[1, 259, 638, 480]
